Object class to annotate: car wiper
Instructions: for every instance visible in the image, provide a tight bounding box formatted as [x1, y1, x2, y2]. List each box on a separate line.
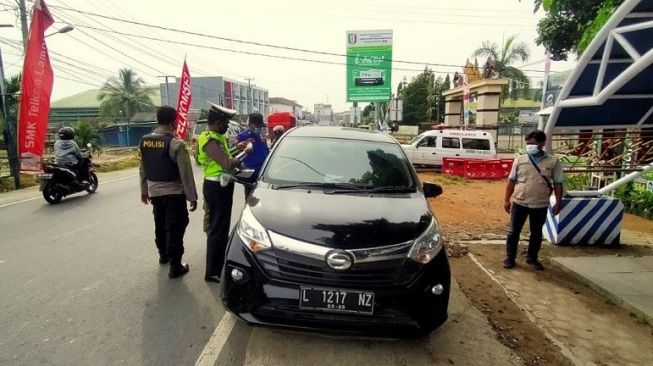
[365, 186, 416, 193]
[271, 182, 365, 190]
[324, 185, 416, 194]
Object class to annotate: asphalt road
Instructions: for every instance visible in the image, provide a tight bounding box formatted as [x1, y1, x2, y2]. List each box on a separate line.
[0, 167, 519, 366]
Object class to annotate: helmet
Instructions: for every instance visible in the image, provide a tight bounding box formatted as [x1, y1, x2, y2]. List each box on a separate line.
[58, 126, 75, 140]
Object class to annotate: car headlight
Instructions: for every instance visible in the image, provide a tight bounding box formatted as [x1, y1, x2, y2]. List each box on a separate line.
[408, 218, 442, 264]
[237, 207, 272, 253]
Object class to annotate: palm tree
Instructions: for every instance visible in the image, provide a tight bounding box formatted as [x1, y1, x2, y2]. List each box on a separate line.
[97, 68, 156, 121]
[473, 34, 531, 99]
[73, 121, 102, 153]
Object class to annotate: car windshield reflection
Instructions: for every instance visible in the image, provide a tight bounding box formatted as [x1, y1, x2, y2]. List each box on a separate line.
[262, 136, 416, 189]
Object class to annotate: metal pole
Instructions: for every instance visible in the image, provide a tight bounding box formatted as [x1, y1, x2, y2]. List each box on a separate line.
[18, 0, 28, 52]
[538, 52, 551, 131]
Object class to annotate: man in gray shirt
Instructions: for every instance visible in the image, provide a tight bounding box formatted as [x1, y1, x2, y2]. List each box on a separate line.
[139, 106, 198, 279]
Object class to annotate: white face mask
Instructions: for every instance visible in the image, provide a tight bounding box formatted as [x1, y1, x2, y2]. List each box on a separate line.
[526, 144, 540, 155]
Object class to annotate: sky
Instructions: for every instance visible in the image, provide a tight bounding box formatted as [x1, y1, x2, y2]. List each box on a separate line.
[0, 0, 576, 112]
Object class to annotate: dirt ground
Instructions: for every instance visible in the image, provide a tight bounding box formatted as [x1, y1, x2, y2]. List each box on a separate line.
[419, 172, 653, 365]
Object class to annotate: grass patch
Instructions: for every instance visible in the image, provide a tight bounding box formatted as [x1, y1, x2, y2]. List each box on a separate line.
[0, 173, 40, 192]
[94, 155, 140, 173]
[630, 312, 650, 326]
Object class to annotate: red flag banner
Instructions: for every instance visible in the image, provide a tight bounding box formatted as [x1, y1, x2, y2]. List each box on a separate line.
[18, 0, 54, 171]
[174, 61, 192, 139]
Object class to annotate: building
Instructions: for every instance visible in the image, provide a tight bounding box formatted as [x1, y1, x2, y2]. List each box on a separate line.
[160, 76, 269, 117]
[314, 103, 333, 125]
[49, 88, 162, 129]
[269, 97, 303, 119]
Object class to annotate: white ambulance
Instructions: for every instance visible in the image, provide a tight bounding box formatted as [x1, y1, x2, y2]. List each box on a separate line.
[401, 129, 497, 167]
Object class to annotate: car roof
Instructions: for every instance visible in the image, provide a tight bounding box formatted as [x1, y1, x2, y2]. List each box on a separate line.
[286, 126, 397, 143]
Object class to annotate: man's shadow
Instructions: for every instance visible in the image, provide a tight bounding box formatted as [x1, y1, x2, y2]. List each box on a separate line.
[141, 270, 217, 366]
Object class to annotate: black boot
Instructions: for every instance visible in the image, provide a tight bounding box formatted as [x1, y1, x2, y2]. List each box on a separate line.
[169, 263, 190, 279]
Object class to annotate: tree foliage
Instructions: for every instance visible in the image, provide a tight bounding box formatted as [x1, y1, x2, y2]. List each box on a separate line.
[529, 0, 625, 60]
[400, 68, 448, 125]
[472, 34, 531, 99]
[0, 73, 21, 136]
[97, 68, 156, 121]
[73, 121, 102, 152]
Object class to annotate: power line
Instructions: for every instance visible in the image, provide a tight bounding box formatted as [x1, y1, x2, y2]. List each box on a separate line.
[65, 23, 456, 74]
[47, 4, 547, 73]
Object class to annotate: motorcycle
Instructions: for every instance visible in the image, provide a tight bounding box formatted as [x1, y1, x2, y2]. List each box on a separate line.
[39, 143, 99, 204]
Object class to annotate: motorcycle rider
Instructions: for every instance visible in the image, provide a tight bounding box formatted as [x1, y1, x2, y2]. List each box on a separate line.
[54, 126, 87, 183]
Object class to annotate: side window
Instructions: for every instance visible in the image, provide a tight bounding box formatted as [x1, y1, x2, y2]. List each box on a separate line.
[441, 137, 461, 149]
[417, 137, 436, 147]
[462, 138, 491, 151]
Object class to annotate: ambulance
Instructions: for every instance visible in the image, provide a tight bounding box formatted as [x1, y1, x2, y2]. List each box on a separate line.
[401, 129, 497, 167]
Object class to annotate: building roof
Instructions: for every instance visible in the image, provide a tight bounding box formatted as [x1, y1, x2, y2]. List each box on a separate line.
[51, 87, 162, 109]
[545, 0, 653, 130]
[269, 97, 302, 108]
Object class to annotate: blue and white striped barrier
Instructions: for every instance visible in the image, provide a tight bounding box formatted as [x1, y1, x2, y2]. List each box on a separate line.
[544, 196, 624, 246]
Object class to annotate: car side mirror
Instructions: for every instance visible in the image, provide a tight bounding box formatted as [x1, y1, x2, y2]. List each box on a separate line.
[423, 181, 443, 198]
[233, 169, 257, 185]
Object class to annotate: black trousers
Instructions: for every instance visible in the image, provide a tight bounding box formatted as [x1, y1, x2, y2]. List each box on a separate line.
[151, 194, 189, 267]
[203, 179, 234, 278]
[505, 203, 548, 261]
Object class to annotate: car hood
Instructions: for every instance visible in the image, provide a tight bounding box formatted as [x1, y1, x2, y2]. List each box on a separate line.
[247, 186, 432, 249]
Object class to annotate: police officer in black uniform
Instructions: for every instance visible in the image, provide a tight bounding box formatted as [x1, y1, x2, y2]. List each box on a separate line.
[139, 106, 198, 279]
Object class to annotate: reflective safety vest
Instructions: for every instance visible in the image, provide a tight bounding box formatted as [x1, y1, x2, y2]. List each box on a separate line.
[198, 130, 232, 178]
[139, 133, 179, 182]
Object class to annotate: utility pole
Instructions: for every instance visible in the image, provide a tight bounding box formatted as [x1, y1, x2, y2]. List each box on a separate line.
[244, 77, 254, 114]
[18, 0, 28, 52]
[158, 75, 175, 106]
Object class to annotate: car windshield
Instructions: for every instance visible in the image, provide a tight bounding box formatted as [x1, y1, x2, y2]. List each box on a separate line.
[263, 136, 416, 189]
[409, 134, 424, 144]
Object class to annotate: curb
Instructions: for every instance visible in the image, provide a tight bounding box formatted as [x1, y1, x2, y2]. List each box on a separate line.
[550, 258, 652, 326]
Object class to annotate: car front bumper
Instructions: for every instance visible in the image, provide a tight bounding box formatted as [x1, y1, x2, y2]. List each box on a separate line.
[220, 234, 451, 338]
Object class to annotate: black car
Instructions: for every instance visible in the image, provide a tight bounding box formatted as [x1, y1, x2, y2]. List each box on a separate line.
[221, 127, 449, 338]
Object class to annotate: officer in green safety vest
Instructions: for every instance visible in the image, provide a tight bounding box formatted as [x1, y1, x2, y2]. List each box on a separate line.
[198, 102, 245, 283]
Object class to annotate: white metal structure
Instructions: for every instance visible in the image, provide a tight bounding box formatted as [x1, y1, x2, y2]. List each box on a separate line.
[544, 0, 653, 195]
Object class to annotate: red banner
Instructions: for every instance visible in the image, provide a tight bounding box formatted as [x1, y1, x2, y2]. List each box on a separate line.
[174, 60, 192, 139]
[18, 0, 54, 171]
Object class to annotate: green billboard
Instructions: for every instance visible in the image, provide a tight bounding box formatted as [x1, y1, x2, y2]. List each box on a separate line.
[346, 30, 393, 102]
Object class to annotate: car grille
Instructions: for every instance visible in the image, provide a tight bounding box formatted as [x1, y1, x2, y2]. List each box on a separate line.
[256, 248, 421, 288]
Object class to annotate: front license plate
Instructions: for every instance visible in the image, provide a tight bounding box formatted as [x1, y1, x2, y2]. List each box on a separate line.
[299, 287, 374, 315]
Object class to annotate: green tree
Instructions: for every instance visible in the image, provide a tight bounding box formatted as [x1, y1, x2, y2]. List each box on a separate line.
[74, 121, 102, 152]
[401, 69, 432, 125]
[97, 68, 156, 121]
[0, 73, 21, 137]
[472, 35, 531, 99]
[529, 0, 624, 60]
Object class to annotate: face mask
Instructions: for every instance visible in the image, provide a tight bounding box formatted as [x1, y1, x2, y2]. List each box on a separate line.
[526, 144, 540, 155]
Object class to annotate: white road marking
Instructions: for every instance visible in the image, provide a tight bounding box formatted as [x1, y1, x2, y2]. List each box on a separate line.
[195, 312, 238, 366]
[0, 260, 5, 264]
[0, 174, 139, 208]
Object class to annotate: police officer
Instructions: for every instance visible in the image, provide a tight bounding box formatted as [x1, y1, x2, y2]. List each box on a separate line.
[198, 103, 243, 283]
[236, 112, 269, 197]
[139, 106, 198, 279]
